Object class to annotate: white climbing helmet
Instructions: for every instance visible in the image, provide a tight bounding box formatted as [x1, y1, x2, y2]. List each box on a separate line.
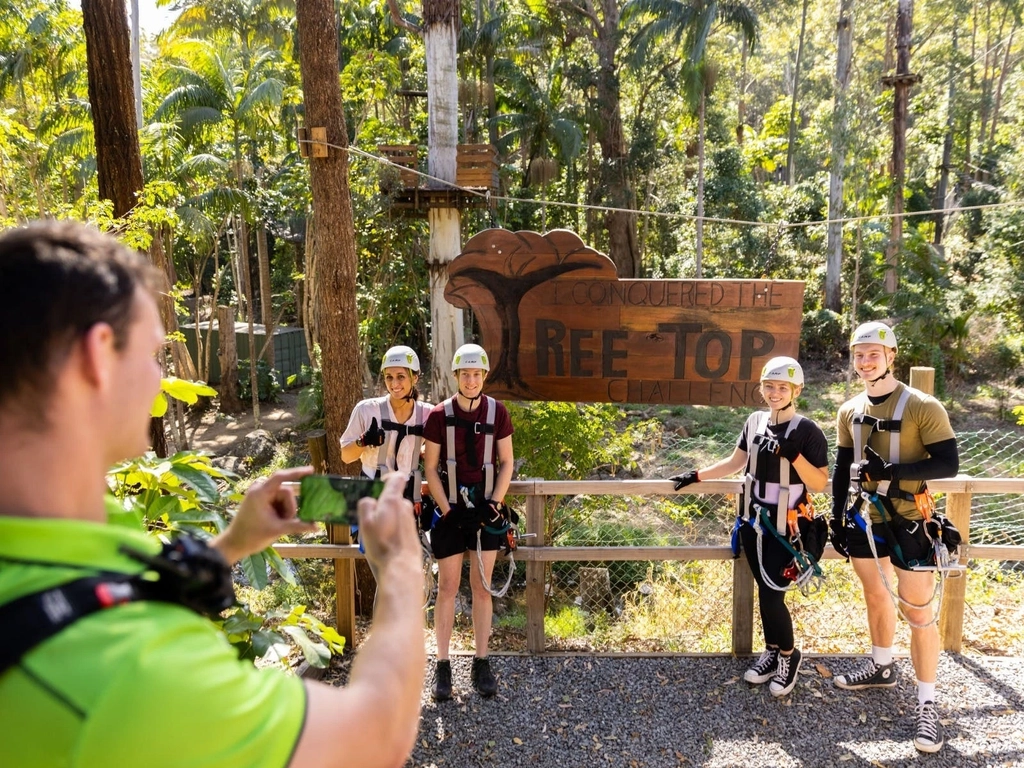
[452, 343, 490, 372]
[850, 321, 898, 350]
[381, 345, 420, 373]
[760, 356, 804, 386]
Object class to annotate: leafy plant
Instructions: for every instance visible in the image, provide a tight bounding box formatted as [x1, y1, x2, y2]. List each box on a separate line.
[215, 604, 345, 668]
[238, 358, 282, 402]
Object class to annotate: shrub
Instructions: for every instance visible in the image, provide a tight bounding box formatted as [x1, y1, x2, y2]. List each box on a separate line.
[238, 358, 282, 402]
[801, 308, 845, 362]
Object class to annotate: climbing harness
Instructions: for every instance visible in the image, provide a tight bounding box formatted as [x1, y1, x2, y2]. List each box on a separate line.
[843, 388, 965, 628]
[442, 394, 514, 597]
[739, 412, 826, 595]
[443, 395, 496, 505]
[751, 503, 825, 596]
[375, 399, 425, 505]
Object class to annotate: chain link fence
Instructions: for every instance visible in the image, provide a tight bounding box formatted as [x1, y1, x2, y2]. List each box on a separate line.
[470, 428, 1024, 656]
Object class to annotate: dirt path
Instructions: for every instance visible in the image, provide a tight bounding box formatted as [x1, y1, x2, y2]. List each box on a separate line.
[189, 392, 305, 454]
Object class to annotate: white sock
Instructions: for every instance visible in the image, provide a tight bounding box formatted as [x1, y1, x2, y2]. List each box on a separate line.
[872, 646, 893, 666]
[917, 680, 936, 705]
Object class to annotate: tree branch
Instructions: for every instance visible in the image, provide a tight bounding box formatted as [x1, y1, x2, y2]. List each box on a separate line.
[386, 0, 421, 35]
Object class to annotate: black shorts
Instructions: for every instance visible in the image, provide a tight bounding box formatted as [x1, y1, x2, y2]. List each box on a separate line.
[846, 512, 932, 570]
[429, 502, 503, 560]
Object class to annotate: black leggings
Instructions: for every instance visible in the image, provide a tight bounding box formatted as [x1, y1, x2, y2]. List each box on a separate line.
[739, 523, 794, 652]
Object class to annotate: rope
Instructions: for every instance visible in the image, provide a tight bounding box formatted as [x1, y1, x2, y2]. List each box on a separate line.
[476, 529, 515, 599]
[296, 138, 1024, 232]
[858, 493, 944, 629]
[751, 512, 824, 597]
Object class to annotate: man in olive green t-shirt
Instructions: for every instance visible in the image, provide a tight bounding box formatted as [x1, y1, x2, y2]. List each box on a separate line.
[829, 321, 959, 755]
[0, 221, 426, 768]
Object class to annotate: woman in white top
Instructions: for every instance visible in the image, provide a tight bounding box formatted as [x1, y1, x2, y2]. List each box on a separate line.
[340, 346, 433, 501]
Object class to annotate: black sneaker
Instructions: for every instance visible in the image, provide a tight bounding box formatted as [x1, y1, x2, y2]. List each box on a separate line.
[914, 700, 944, 753]
[471, 656, 497, 697]
[432, 659, 452, 701]
[743, 648, 779, 685]
[834, 661, 897, 690]
[769, 649, 802, 697]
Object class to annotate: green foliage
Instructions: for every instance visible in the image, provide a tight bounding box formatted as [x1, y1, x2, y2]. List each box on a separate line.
[288, 345, 324, 428]
[215, 603, 345, 668]
[238, 358, 282, 402]
[506, 401, 658, 481]
[801, 308, 845, 362]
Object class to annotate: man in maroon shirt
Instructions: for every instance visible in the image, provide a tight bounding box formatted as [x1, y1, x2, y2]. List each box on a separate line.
[422, 344, 514, 701]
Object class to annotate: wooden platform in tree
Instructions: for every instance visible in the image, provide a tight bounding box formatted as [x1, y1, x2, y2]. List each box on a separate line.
[377, 143, 499, 213]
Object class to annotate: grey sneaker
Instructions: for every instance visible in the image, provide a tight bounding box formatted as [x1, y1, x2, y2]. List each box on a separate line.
[914, 700, 944, 753]
[743, 648, 779, 685]
[834, 661, 897, 690]
[769, 649, 802, 697]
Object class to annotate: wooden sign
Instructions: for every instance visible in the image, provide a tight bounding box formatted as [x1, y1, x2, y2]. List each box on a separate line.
[445, 229, 805, 406]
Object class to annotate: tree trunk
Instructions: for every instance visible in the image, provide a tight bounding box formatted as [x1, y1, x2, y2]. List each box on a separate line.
[218, 305, 243, 414]
[695, 90, 706, 278]
[425, 0, 464, 399]
[825, 0, 854, 312]
[737, 37, 748, 144]
[884, 0, 916, 295]
[238, 217, 262, 427]
[988, 22, 1017, 147]
[256, 222, 276, 367]
[593, 0, 639, 278]
[82, 0, 143, 219]
[82, 0, 167, 457]
[295, 0, 362, 475]
[786, 0, 810, 186]
[934, 21, 957, 248]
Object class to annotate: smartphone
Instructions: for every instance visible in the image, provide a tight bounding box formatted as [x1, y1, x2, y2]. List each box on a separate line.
[298, 475, 384, 524]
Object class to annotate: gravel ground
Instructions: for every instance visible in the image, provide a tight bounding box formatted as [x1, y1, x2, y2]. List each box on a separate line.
[388, 653, 1024, 768]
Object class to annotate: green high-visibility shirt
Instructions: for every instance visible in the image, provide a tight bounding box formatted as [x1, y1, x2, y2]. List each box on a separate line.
[0, 511, 306, 767]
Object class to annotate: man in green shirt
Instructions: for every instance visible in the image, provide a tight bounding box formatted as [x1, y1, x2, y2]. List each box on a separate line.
[0, 221, 426, 768]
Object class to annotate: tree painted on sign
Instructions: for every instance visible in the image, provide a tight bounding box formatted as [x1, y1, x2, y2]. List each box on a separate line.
[445, 229, 614, 395]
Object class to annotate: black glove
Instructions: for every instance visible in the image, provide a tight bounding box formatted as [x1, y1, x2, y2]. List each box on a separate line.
[482, 499, 509, 529]
[356, 417, 385, 448]
[670, 470, 700, 491]
[857, 446, 897, 483]
[829, 515, 849, 560]
[774, 436, 801, 463]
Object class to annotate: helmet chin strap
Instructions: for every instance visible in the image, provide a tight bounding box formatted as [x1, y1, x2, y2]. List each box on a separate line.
[458, 390, 481, 408]
[868, 368, 891, 384]
[770, 400, 795, 422]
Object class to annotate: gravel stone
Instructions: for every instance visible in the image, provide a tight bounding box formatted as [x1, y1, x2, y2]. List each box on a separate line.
[400, 654, 1024, 767]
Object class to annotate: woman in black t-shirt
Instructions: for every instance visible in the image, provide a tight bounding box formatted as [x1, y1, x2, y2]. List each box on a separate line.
[668, 356, 829, 698]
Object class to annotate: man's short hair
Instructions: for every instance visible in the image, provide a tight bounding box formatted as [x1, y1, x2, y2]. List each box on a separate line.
[0, 221, 164, 423]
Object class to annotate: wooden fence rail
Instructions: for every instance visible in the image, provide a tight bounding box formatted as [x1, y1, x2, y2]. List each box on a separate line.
[276, 476, 1024, 654]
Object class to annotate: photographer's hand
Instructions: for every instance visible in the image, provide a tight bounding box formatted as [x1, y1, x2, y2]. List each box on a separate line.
[357, 472, 423, 579]
[212, 466, 317, 564]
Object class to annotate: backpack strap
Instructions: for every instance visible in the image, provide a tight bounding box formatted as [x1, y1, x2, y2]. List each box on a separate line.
[0, 573, 142, 677]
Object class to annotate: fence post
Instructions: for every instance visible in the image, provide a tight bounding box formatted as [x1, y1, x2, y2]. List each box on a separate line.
[731, 495, 754, 655]
[909, 368, 970, 651]
[307, 430, 356, 646]
[939, 487, 971, 651]
[525, 483, 546, 654]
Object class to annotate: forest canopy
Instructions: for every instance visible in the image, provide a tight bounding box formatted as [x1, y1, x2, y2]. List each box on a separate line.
[2, 0, 1024, 385]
